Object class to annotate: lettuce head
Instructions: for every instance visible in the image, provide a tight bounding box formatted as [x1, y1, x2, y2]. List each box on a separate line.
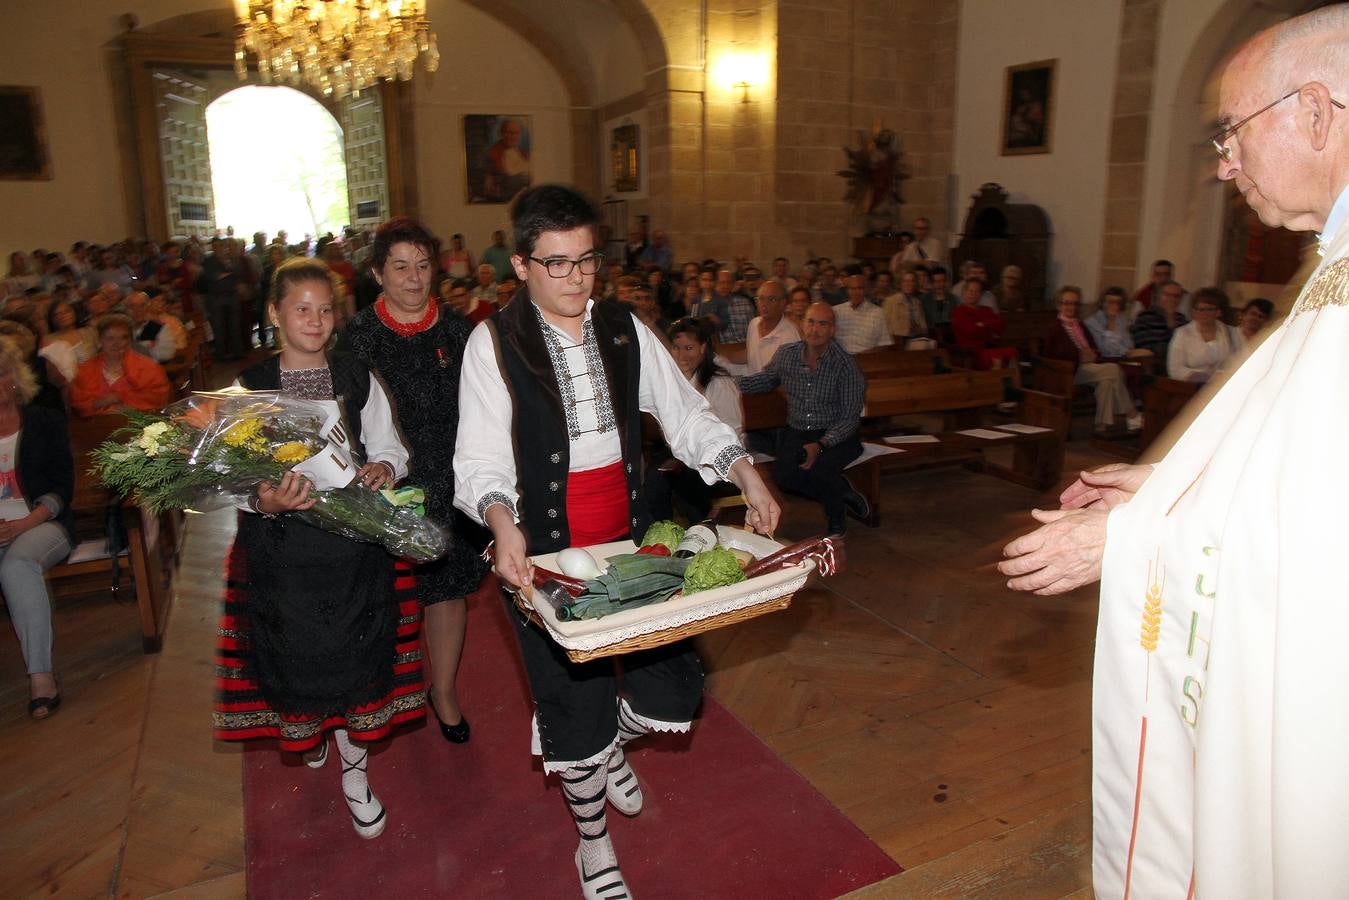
[682, 546, 747, 594]
[641, 520, 686, 553]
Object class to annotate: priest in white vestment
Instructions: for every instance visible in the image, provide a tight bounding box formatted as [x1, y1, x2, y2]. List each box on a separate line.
[1000, 7, 1349, 897]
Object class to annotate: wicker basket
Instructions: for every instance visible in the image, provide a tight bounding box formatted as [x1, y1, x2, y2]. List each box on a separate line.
[518, 528, 810, 663]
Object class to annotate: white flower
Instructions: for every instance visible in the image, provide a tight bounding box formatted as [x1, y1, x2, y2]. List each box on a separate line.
[136, 421, 172, 456]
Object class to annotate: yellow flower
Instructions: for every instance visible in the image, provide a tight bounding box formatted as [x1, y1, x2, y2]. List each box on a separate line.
[272, 441, 314, 464]
[222, 417, 263, 448]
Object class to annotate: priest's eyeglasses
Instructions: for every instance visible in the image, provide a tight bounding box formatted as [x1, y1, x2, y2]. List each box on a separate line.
[528, 253, 605, 278]
[1212, 87, 1345, 163]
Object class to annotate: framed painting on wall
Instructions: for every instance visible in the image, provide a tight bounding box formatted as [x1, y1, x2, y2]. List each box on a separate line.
[465, 114, 532, 204]
[0, 86, 52, 180]
[1000, 60, 1056, 156]
[611, 123, 640, 193]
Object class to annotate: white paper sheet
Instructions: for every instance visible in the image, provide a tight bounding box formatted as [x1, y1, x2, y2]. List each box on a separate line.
[994, 422, 1053, 435]
[847, 443, 905, 468]
[956, 428, 1014, 440]
[882, 434, 940, 445]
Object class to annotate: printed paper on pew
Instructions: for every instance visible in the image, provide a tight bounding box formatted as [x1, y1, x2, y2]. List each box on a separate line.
[994, 423, 1053, 435]
[846, 443, 905, 469]
[883, 434, 940, 445]
[956, 428, 1014, 440]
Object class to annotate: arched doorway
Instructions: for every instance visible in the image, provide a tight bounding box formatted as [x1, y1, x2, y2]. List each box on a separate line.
[206, 86, 349, 242]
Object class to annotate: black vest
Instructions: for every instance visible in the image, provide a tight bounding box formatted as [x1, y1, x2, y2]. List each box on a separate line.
[488, 291, 650, 554]
[238, 352, 372, 464]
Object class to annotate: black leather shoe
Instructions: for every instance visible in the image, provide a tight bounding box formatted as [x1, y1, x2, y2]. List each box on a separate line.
[842, 478, 871, 523]
[428, 694, 471, 744]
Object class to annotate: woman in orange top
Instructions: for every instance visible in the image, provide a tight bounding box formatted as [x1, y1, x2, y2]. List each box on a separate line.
[69, 314, 171, 417]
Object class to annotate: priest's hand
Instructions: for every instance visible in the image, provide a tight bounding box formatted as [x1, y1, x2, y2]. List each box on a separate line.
[1059, 462, 1153, 511]
[998, 507, 1108, 595]
[485, 504, 532, 590]
[728, 457, 781, 537]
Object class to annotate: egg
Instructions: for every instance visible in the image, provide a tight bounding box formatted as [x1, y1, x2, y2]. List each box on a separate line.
[556, 547, 602, 580]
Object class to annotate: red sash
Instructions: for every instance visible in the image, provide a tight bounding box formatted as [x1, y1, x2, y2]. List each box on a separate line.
[565, 461, 629, 547]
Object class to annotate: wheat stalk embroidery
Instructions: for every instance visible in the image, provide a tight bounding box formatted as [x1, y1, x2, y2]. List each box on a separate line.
[1125, 551, 1166, 898]
[1140, 553, 1164, 703]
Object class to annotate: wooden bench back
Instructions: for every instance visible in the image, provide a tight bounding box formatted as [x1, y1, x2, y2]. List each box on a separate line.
[741, 369, 1006, 431]
[863, 371, 1005, 417]
[854, 347, 951, 377]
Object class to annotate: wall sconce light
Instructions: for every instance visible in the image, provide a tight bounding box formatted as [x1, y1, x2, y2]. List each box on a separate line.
[713, 50, 768, 104]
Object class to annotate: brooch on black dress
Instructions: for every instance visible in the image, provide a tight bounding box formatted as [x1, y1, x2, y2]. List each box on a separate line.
[436, 348, 450, 368]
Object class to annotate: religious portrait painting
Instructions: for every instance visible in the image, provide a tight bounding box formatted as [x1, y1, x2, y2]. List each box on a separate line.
[465, 114, 532, 204]
[1001, 60, 1056, 156]
[0, 86, 52, 180]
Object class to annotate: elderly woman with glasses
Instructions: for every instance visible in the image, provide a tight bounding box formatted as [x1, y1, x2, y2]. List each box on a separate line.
[1041, 286, 1142, 433]
[1167, 287, 1242, 383]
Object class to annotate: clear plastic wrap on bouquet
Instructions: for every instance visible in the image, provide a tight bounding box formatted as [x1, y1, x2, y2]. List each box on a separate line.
[91, 389, 448, 563]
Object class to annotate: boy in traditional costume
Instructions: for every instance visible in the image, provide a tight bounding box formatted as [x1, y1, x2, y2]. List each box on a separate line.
[454, 184, 779, 898]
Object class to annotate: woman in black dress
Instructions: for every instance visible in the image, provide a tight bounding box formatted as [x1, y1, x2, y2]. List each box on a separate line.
[335, 218, 488, 744]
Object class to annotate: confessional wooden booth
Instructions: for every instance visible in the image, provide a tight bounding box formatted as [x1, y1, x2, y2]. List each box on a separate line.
[951, 183, 1052, 310]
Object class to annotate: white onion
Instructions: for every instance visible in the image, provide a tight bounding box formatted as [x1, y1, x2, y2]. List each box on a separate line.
[556, 547, 602, 580]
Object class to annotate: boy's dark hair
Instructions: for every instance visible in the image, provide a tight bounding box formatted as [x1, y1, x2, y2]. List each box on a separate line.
[509, 184, 600, 259]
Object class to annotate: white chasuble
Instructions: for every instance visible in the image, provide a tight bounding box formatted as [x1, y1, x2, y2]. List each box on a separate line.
[1093, 228, 1349, 899]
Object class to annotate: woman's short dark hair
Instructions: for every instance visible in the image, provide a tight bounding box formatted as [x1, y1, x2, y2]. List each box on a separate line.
[46, 298, 79, 332]
[1191, 286, 1230, 311]
[1243, 298, 1274, 317]
[371, 217, 441, 273]
[271, 257, 339, 306]
[510, 184, 600, 259]
[666, 317, 727, 391]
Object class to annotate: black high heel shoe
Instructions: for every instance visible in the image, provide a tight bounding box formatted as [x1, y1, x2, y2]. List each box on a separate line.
[428, 693, 471, 744]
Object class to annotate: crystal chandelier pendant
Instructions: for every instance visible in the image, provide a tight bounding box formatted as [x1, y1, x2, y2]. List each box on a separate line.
[233, 0, 439, 97]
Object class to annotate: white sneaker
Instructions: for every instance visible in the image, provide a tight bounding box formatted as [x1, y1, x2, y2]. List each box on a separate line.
[575, 843, 632, 900]
[1126, 413, 1144, 432]
[606, 748, 643, 816]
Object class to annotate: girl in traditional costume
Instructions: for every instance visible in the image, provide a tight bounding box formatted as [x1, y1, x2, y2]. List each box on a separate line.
[212, 258, 422, 839]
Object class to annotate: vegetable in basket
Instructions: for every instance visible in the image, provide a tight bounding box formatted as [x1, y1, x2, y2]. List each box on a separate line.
[557, 552, 690, 621]
[640, 520, 686, 554]
[682, 545, 747, 595]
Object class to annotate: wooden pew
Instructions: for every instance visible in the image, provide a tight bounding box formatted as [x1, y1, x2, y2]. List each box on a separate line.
[854, 347, 951, 378]
[741, 370, 1069, 524]
[46, 414, 172, 653]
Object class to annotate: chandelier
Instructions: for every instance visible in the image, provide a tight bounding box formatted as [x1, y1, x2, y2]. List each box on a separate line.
[233, 0, 440, 99]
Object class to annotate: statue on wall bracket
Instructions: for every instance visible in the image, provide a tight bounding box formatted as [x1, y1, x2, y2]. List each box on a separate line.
[837, 124, 908, 236]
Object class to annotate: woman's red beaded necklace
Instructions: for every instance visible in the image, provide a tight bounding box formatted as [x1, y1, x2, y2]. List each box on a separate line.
[375, 297, 438, 337]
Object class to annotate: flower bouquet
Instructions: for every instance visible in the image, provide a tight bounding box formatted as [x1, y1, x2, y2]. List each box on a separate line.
[90, 390, 447, 562]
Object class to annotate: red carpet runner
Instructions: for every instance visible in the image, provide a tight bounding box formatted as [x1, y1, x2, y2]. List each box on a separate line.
[243, 576, 901, 897]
